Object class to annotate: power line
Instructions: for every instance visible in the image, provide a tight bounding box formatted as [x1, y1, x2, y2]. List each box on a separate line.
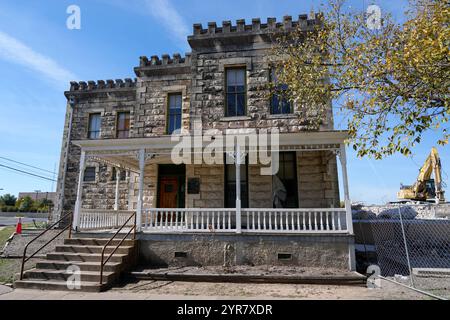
[0, 163, 56, 182]
[0, 156, 55, 174]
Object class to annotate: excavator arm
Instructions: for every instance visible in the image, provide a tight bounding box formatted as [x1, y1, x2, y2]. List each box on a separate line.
[397, 147, 446, 203]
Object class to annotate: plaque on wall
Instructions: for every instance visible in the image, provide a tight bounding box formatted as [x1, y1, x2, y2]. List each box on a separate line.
[187, 178, 200, 194]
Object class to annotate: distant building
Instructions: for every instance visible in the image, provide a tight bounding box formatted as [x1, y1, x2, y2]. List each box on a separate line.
[18, 192, 56, 204]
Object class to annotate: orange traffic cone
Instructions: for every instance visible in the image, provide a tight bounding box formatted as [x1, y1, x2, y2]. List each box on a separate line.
[16, 217, 22, 234]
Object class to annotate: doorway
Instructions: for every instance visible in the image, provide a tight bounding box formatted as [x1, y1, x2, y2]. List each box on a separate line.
[157, 164, 185, 208]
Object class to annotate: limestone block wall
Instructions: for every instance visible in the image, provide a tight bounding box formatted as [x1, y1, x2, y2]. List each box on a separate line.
[297, 151, 340, 208]
[249, 165, 273, 208]
[81, 163, 131, 210]
[186, 164, 224, 208]
[133, 57, 191, 137]
[142, 163, 158, 209]
[190, 50, 327, 133]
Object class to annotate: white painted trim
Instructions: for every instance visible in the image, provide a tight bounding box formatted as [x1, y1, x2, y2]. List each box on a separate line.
[114, 167, 120, 211]
[73, 150, 86, 230]
[338, 144, 354, 234]
[136, 148, 145, 232]
[72, 131, 348, 151]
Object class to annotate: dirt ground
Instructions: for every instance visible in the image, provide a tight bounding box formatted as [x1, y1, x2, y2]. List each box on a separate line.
[131, 265, 361, 277]
[0, 278, 433, 300]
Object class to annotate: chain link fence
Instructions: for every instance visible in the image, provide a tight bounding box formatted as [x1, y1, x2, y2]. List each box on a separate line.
[354, 203, 450, 299]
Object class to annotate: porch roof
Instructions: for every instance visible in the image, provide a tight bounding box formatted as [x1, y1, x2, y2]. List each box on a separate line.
[73, 130, 348, 151]
[72, 131, 348, 172]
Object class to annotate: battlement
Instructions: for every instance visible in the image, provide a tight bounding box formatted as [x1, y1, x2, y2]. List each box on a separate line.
[68, 78, 136, 91]
[65, 78, 137, 98]
[189, 13, 321, 38]
[138, 53, 192, 67]
[135, 53, 192, 77]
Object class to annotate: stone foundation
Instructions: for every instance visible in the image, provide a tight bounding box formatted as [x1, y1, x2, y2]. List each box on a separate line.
[137, 233, 354, 270]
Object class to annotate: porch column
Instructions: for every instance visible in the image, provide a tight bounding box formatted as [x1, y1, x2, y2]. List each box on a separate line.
[338, 145, 353, 234]
[73, 150, 86, 231]
[136, 149, 145, 232]
[235, 145, 242, 234]
[114, 168, 120, 211]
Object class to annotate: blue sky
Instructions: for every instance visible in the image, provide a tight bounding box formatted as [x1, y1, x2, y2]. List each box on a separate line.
[0, 0, 447, 204]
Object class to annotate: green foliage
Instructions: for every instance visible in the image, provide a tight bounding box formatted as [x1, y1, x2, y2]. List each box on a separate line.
[272, 0, 449, 158]
[18, 196, 33, 212]
[0, 194, 17, 206]
[9, 196, 52, 213]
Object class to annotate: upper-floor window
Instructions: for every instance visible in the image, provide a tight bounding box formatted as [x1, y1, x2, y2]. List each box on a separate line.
[226, 67, 246, 117]
[116, 112, 130, 138]
[270, 69, 292, 115]
[88, 113, 101, 139]
[167, 93, 182, 134]
[83, 166, 96, 182]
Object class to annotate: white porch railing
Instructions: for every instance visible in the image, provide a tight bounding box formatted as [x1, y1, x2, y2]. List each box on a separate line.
[78, 208, 349, 233]
[242, 208, 347, 233]
[140, 208, 348, 234]
[79, 209, 135, 230]
[142, 208, 236, 232]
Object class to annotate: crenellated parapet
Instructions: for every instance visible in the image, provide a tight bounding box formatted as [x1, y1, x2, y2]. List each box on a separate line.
[64, 78, 137, 98]
[188, 14, 322, 48]
[134, 53, 192, 77]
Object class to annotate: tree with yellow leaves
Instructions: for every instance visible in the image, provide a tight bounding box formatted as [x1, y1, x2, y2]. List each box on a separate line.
[271, 0, 449, 158]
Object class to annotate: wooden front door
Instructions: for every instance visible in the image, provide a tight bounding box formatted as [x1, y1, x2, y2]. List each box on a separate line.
[158, 176, 179, 223]
[158, 177, 179, 208]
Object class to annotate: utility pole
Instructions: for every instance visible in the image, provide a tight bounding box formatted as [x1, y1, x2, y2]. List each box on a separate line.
[34, 190, 41, 201]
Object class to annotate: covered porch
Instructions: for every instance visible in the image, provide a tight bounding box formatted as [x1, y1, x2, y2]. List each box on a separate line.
[70, 131, 353, 236]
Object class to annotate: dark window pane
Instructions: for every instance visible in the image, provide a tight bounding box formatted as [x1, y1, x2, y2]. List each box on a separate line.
[117, 112, 130, 138]
[83, 167, 96, 182]
[227, 86, 236, 93]
[237, 94, 245, 116]
[227, 94, 236, 117]
[168, 93, 182, 134]
[236, 85, 245, 93]
[226, 68, 246, 117]
[88, 113, 101, 139]
[270, 68, 292, 115]
[236, 70, 245, 85]
[111, 167, 117, 181]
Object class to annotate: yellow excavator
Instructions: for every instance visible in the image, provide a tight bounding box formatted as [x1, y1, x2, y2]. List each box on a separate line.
[397, 147, 446, 203]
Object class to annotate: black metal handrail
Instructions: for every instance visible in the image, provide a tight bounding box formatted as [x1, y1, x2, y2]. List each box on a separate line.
[20, 211, 73, 280]
[99, 212, 136, 285]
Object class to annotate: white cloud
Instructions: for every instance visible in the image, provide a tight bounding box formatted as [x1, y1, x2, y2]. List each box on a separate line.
[144, 0, 190, 48]
[0, 30, 76, 86]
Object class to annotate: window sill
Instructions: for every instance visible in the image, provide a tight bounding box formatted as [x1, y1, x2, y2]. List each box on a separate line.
[267, 114, 297, 119]
[82, 181, 97, 184]
[220, 116, 251, 122]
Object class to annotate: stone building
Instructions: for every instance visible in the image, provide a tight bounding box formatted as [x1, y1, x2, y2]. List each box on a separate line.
[54, 14, 355, 270]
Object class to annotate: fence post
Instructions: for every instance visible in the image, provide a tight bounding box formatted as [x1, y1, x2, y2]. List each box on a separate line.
[398, 204, 415, 287]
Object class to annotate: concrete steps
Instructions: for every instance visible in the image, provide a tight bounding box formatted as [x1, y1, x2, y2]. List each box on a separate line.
[64, 238, 136, 246]
[19, 268, 116, 283]
[14, 279, 104, 292]
[55, 244, 134, 255]
[46, 252, 127, 263]
[14, 237, 137, 292]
